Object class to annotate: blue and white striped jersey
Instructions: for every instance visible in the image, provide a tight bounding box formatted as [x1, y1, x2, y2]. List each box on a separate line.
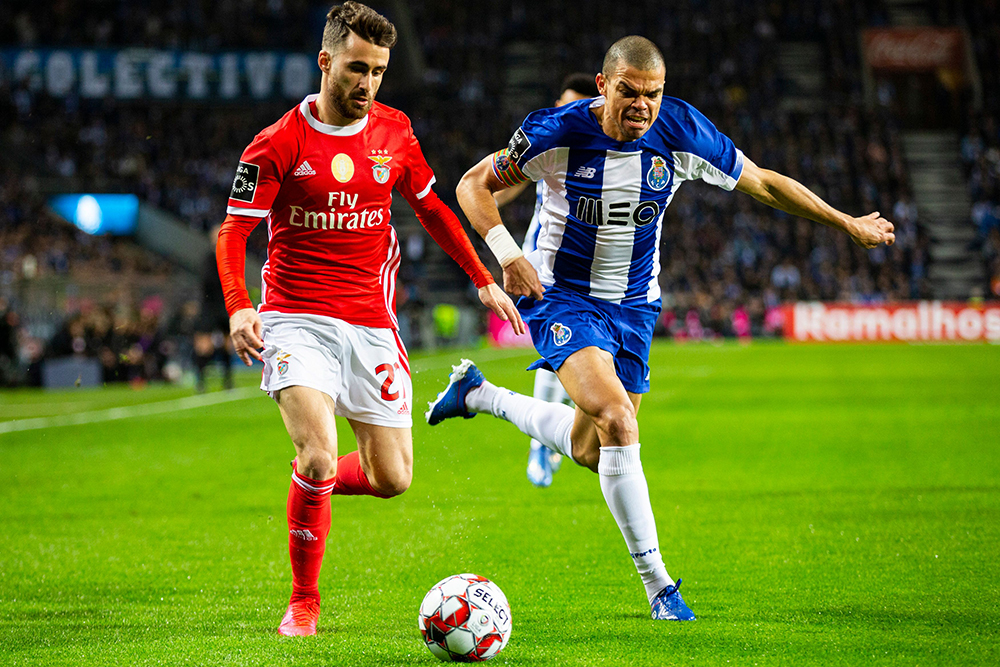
[521, 181, 545, 253]
[493, 95, 744, 305]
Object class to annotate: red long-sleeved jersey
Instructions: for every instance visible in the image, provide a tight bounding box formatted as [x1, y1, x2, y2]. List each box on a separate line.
[218, 94, 493, 329]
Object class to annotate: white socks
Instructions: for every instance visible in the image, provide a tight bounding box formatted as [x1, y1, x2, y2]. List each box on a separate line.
[466, 382, 673, 605]
[466, 381, 576, 461]
[531, 369, 572, 452]
[533, 368, 572, 405]
[598, 444, 673, 604]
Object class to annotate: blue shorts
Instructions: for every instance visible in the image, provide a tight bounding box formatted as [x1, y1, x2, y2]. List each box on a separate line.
[517, 286, 661, 394]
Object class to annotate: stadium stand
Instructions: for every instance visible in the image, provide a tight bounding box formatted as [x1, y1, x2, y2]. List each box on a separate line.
[0, 0, 994, 384]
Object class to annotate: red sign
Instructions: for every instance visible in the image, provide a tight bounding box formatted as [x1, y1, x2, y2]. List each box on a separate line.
[785, 302, 1000, 343]
[862, 28, 966, 71]
[486, 312, 534, 348]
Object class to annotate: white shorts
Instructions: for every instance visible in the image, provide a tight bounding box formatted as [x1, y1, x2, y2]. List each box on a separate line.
[259, 311, 413, 428]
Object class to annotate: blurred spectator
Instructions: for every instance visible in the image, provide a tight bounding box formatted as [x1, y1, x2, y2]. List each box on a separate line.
[0, 298, 23, 386]
[193, 225, 234, 392]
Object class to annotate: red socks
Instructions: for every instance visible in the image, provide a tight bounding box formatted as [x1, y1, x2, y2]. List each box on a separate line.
[287, 465, 335, 603]
[286, 453, 388, 602]
[330, 450, 389, 498]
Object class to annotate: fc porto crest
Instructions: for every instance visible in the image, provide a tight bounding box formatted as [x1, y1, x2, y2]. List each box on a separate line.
[369, 150, 392, 184]
[647, 155, 670, 191]
[550, 323, 572, 347]
[276, 351, 291, 376]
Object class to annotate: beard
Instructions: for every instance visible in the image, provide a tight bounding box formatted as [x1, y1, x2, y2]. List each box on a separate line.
[329, 84, 373, 120]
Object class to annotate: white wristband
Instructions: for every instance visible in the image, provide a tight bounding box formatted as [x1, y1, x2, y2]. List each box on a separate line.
[484, 225, 524, 268]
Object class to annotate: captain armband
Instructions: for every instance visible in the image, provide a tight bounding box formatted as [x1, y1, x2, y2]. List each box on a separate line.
[490, 148, 530, 188]
[484, 225, 524, 268]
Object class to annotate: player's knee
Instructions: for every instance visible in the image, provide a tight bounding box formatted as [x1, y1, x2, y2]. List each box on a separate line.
[371, 464, 411, 497]
[592, 403, 638, 446]
[295, 446, 337, 481]
[367, 451, 412, 497]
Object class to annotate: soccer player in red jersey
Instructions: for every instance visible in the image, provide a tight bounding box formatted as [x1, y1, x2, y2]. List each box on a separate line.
[216, 2, 521, 637]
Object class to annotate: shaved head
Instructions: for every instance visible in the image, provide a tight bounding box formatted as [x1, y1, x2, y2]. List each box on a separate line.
[602, 35, 665, 78]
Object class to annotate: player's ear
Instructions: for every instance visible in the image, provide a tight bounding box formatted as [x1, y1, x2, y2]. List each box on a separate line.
[317, 50, 330, 73]
[596, 73, 606, 96]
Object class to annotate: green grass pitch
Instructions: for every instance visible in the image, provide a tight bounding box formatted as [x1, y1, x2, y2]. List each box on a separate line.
[1, 342, 998, 666]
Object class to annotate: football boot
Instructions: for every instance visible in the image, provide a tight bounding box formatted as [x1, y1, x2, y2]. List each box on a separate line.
[278, 597, 321, 636]
[650, 579, 696, 621]
[526, 441, 554, 487]
[425, 359, 485, 426]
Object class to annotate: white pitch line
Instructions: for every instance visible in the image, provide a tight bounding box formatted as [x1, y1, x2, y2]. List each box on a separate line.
[0, 386, 262, 436]
[0, 348, 538, 436]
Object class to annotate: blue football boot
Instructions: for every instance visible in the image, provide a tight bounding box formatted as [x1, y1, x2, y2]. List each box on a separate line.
[548, 449, 563, 473]
[526, 441, 554, 487]
[425, 359, 486, 426]
[650, 579, 696, 621]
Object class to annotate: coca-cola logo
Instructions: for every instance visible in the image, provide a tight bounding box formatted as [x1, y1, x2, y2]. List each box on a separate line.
[863, 28, 964, 71]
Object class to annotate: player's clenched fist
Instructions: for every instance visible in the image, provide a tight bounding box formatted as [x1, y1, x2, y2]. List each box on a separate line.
[848, 212, 896, 249]
[229, 307, 264, 366]
[502, 256, 545, 301]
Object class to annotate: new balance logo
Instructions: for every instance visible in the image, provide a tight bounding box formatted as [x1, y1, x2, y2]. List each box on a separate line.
[290, 529, 318, 541]
[293, 161, 316, 177]
[397, 402, 410, 415]
[573, 166, 597, 179]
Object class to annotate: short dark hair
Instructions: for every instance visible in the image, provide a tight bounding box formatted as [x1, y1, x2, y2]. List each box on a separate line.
[601, 35, 665, 78]
[322, 2, 397, 53]
[561, 72, 599, 98]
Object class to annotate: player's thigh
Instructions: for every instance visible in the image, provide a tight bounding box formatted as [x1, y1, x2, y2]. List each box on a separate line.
[274, 385, 339, 472]
[566, 389, 643, 469]
[556, 346, 639, 451]
[556, 346, 633, 420]
[348, 419, 413, 495]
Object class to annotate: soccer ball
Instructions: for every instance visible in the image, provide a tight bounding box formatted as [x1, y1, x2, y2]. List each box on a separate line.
[418, 573, 512, 662]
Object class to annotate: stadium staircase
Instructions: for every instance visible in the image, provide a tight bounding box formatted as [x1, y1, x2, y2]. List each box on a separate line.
[884, 0, 986, 299]
[901, 131, 985, 299]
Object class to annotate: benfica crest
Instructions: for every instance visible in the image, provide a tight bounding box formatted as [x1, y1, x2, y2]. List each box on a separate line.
[368, 152, 393, 184]
[276, 351, 291, 376]
[647, 155, 670, 191]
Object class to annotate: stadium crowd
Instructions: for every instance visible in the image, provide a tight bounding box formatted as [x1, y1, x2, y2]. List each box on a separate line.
[961, 0, 1000, 298]
[0, 0, 994, 385]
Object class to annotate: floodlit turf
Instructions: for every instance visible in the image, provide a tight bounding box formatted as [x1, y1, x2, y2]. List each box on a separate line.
[1, 342, 999, 666]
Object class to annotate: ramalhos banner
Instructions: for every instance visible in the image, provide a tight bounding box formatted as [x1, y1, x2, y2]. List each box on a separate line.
[1, 48, 318, 100]
[786, 302, 1000, 342]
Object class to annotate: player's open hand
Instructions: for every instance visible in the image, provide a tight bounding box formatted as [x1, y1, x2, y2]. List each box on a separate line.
[502, 256, 545, 301]
[848, 212, 895, 249]
[479, 283, 526, 336]
[229, 307, 264, 366]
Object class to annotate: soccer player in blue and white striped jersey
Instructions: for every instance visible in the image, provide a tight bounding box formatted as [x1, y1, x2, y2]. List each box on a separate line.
[429, 35, 895, 620]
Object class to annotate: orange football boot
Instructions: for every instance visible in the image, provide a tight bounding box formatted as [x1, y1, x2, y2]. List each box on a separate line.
[278, 598, 320, 636]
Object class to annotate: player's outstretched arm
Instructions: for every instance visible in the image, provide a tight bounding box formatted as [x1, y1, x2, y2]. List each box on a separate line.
[457, 155, 545, 300]
[404, 184, 526, 335]
[735, 157, 895, 249]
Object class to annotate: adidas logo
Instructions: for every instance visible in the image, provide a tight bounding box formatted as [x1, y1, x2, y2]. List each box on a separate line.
[293, 161, 316, 177]
[397, 402, 410, 415]
[290, 529, 318, 541]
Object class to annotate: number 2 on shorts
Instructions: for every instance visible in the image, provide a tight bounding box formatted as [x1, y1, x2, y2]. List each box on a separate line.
[375, 362, 404, 402]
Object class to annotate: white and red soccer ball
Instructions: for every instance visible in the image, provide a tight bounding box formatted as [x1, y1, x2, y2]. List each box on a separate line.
[418, 573, 512, 662]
